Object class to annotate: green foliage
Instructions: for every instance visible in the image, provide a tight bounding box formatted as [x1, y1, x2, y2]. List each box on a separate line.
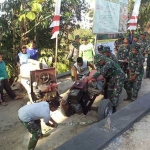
[57, 62, 68, 74]
[26, 12, 36, 20]
[0, 0, 89, 81]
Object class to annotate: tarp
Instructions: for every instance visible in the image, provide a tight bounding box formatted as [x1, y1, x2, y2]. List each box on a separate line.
[93, 0, 128, 34]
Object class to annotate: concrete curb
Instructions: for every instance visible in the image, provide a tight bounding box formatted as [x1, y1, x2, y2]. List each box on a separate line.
[57, 71, 71, 79]
[56, 92, 150, 150]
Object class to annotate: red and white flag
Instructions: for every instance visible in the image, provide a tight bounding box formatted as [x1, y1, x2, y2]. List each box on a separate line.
[128, 0, 141, 30]
[50, 0, 61, 39]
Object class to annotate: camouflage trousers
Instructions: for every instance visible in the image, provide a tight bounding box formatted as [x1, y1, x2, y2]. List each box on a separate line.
[107, 73, 125, 107]
[146, 55, 150, 78]
[20, 119, 42, 150]
[118, 62, 128, 74]
[124, 73, 143, 101]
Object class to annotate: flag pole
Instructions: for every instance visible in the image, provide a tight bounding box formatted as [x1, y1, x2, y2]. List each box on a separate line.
[55, 35, 58, 77]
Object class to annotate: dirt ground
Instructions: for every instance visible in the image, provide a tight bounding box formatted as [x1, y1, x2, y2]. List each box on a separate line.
[0, 76, 150, 150]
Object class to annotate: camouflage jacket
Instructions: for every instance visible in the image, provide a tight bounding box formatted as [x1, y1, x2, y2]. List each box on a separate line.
[68, 41, 80, 62]
[128, 52, 144, 75]
[117, 45, 129, 60]
[93, 57, 124, 79]
[109, 53, 118, 64]
[131, 41, 144, 56]
[146, 45, 150, 58]
[139, 39, 149, 51]
[114, 40, 123, 51]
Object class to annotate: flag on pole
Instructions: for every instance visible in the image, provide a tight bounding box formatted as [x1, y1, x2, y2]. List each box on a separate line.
[50, 0, 61, 39]
[128, 0, 141, 30]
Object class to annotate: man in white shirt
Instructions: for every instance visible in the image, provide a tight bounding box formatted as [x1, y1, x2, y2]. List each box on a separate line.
[18, 100, 59, 150]
[79, 37, 95, 64]
[73, 57, 94, 81]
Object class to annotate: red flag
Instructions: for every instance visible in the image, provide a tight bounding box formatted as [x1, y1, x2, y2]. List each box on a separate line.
[50, 0, 61, 39]
[128, 0, 141, 30]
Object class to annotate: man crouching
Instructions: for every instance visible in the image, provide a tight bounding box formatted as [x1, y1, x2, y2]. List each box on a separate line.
[87, 54, 125, 112]
[18, 100, 60, 150]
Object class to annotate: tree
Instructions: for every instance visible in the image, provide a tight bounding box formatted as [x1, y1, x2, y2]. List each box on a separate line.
[0, 0, 89, 81]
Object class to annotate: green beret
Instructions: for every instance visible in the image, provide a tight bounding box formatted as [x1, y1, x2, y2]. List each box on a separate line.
[94, 54, 106, 63]
[102, 46, 111, 53]
[133, 34, 139, 39]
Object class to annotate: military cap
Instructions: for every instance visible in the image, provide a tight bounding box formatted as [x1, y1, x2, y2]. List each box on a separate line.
[97, 45, 104, 51]
[133, 34, 139, 39]
[132, 44, 140, 50]
[82, 37, 88, 41]
[102, 46, 111, 53]
[75, 35, 80, 39]
[117, 34, 123, 38]
[94, 54, 106, 63]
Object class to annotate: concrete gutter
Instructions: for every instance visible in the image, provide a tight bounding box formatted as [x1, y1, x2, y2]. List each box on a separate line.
[56, 92, 150, 150]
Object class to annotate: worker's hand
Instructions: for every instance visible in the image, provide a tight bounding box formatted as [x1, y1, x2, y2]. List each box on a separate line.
[84, 76, 93, 82]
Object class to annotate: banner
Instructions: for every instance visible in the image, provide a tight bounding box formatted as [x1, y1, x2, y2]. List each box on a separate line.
[93, 0, 128, 34]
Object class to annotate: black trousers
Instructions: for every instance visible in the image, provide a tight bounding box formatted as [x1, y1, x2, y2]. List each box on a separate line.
[1, 79, 16, 102]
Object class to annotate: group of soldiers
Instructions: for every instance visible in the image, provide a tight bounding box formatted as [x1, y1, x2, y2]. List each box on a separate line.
[93, 32, 150, 112]
[68, 33, 150, 113]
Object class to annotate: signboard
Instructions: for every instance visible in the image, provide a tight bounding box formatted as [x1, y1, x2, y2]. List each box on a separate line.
[93, 0, 128, 34]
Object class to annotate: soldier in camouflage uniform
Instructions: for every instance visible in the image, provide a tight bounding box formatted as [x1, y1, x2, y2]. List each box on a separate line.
[18, 101, 59, 150]
[124, 44, 144, 101]
[97, 45, 104, 54]
[102, 46, 118, 64]
[145, 45, 150, 78]
[114, 35, 124, 52]
[117, 43, 129, 74]
[131, 34, 144, 56]
[67, 35, 81, 67]
[139, 32, 149, 58]
[90, 54, 125, 112]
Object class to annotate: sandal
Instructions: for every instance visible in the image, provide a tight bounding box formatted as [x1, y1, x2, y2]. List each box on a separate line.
[14, 95, 23, 100]
[1, 102, 8, 106]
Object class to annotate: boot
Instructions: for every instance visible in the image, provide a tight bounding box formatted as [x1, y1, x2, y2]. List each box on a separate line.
[28, 138, 38, 150]
[113, 106, 116, 113]
[124, 92, 132, 101]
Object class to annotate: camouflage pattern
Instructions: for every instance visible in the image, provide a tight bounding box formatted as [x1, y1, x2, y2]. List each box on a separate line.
[146, 45, 150, 78]
[117, 44, 129, 73]
[139, 38, 149, 57]
[109, 53, 118, 64]
[114, 39, 123, 51]
[20, 119, 42, 149]
[93, 54, 125, 107]
[102, 46, 118, 63]
[94, 54, 106, 64]
[68, 41, 80, 62]
[124, 47, 144, 101]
